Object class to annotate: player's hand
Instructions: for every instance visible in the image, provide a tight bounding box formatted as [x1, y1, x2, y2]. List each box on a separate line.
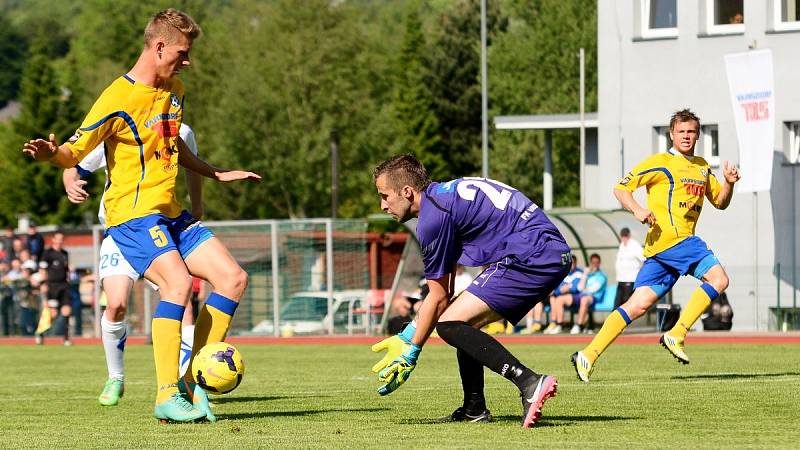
[65, 179, 89, 204]
[217, 170, 262, 183]
[370, 322, 416, 373]
[23, 134, 59, 161]
[377, 344, 420, 396]
[634, 208, 656, 226]
[722, 160, 740, 184]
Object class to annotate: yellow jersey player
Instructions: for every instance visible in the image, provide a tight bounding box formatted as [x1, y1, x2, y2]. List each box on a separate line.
[571, 109, 740, 382]
[23, 9, 261, 423]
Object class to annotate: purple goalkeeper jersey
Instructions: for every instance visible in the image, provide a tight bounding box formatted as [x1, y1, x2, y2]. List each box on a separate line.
[417, 178, 567, 280]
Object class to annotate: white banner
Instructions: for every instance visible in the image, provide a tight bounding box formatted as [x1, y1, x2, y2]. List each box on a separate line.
[724, 49, 775, 193]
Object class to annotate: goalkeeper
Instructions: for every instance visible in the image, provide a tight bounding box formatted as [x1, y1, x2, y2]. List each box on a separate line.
[371, 155, 572, 428]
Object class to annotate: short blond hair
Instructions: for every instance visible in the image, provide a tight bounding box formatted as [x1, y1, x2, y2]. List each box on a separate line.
[144, 9, 201, 47]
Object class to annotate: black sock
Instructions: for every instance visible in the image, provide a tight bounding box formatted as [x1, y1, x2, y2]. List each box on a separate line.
[437, 321, 538, 391]
[61, 315, 69, 341]
[457, 348, 486, 414]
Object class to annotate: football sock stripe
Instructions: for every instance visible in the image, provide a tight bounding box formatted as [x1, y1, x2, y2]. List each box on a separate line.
[669, 285, 715, 339]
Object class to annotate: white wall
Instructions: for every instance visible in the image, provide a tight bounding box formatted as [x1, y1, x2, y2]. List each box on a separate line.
[595, 1, 800, 329]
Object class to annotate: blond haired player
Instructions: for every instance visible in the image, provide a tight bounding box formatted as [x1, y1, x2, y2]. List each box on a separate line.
[24, 9, 260, 422]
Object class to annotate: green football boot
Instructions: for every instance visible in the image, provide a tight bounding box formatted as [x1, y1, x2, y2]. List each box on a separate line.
[98, 378, 125, 406]
[153, 393, 206, 423]
[180, 378, 217, 423]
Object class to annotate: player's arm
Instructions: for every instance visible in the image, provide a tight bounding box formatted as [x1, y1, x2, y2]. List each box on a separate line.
[411, 274, 452, 346]
[23, 134, 79, 168]
[614, 189, 655, 226]
[62, 168, 90, 204]
[176, 137, 262, 183]
[707, 161, 740, 210]
[185, 169, 203, 219]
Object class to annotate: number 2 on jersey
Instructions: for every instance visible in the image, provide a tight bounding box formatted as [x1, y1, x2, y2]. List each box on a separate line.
[149, 225, 168, 248]
[456, 178, 513, 210]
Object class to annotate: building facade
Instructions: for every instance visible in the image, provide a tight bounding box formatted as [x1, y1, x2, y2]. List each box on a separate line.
[594, 0, 800, 329]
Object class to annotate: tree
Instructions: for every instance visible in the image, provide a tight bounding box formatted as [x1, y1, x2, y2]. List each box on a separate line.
[0, 14, 26, 108]
[489, 0, 597, 206]
[392, 8, 446, 179]
[426, 0, 507, 179]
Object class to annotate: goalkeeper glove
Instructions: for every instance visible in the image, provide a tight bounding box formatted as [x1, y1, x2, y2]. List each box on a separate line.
[370, 321, 416, 374]
[377, 343, 421, 396]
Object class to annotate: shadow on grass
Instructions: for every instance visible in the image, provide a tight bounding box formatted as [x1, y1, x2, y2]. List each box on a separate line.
[213, 395, 326, 404]
[400, 414, 633, 426]
[672, 371, 800, 380]
[218, 407, 389, 420]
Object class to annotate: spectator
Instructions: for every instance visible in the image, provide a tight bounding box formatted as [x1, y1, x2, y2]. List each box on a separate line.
[542, 255, 584, 334]
[14, 266, 37, 336]
[453, 265, 474, 296]
[614, 227, 645, 308]
[17, 249, 35, 269]
[1, 227, 15, 263]
[0, 261, 14, 335]
[11, 239, 24, 264]
[387, 278, 426, 334]
[26, 223, 45, 263]
[37, 232, 72, 346]
[549, 253, 608, 334]
[69, 266, 83, 337]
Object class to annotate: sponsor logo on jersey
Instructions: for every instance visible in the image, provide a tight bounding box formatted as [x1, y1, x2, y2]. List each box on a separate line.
[68, 131, 82, 144]
[679, 201, 702, 213]
[170, 93, 181, 108]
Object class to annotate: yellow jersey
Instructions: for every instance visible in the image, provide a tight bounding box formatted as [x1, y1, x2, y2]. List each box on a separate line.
[615, 149, 722, 257]
[66, 74, 184, 227]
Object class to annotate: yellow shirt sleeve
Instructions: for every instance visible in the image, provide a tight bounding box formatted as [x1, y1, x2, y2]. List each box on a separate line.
[615, 155, 663, 192]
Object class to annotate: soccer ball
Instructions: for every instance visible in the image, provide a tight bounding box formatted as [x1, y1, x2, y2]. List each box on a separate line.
[191, 342, 245, 394]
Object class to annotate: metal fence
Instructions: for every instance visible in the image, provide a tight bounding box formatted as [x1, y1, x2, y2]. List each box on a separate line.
[91, 219, 376, 337]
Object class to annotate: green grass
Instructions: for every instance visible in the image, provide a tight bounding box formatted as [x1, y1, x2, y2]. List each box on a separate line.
[1, 342, 799, 449]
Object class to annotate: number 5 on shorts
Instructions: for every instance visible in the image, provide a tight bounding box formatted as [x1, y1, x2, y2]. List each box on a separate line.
[149, 225, 168, 248]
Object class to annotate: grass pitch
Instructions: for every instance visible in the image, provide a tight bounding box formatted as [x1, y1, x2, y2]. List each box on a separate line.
[1, 340, 798, 449]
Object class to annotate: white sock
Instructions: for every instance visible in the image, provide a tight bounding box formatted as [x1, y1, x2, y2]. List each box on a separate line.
[179, 325, 195, 378]
[101, 315, 127, 381]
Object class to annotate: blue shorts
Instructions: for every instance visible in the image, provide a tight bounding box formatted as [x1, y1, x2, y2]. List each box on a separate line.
[466, 239, 571, 324]
[106, 211, 214, 276]
[633, 236, 720, 299]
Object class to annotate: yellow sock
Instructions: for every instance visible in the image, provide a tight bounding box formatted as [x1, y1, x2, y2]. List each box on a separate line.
[187, 293, 239, 382]
[152, 301, 185, 404]
[668, 283, 716, 339]
[583, 308, 632, 364]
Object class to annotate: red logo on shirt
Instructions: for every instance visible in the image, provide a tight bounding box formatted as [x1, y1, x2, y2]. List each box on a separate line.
[152, 120, 179, 138]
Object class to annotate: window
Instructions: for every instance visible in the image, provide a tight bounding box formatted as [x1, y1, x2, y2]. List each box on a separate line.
[640, 0, 678, 38]
[702, 0, 744, 35]
[654, 126, 672, 153]
[770, 0, 800, 31]
[785, 122, 800, 164]
[699, 125, 720, 167]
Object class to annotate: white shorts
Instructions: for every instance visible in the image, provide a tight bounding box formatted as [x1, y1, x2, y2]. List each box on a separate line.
[99, 236, 159, 291]
[99, 235, 139, 283]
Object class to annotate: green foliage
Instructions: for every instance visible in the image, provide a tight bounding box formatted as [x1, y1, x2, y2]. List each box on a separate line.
[0, 14, 26, 107]
[489, 0, 597, 206]
[2, 0, 598, 225]
[426, 0, 507, 179]
[391, 8, 445, 180]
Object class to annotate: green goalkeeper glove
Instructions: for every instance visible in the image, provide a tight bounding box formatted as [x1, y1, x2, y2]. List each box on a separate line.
[370, 321, 416, 374]
[377, 343, 421, 396]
